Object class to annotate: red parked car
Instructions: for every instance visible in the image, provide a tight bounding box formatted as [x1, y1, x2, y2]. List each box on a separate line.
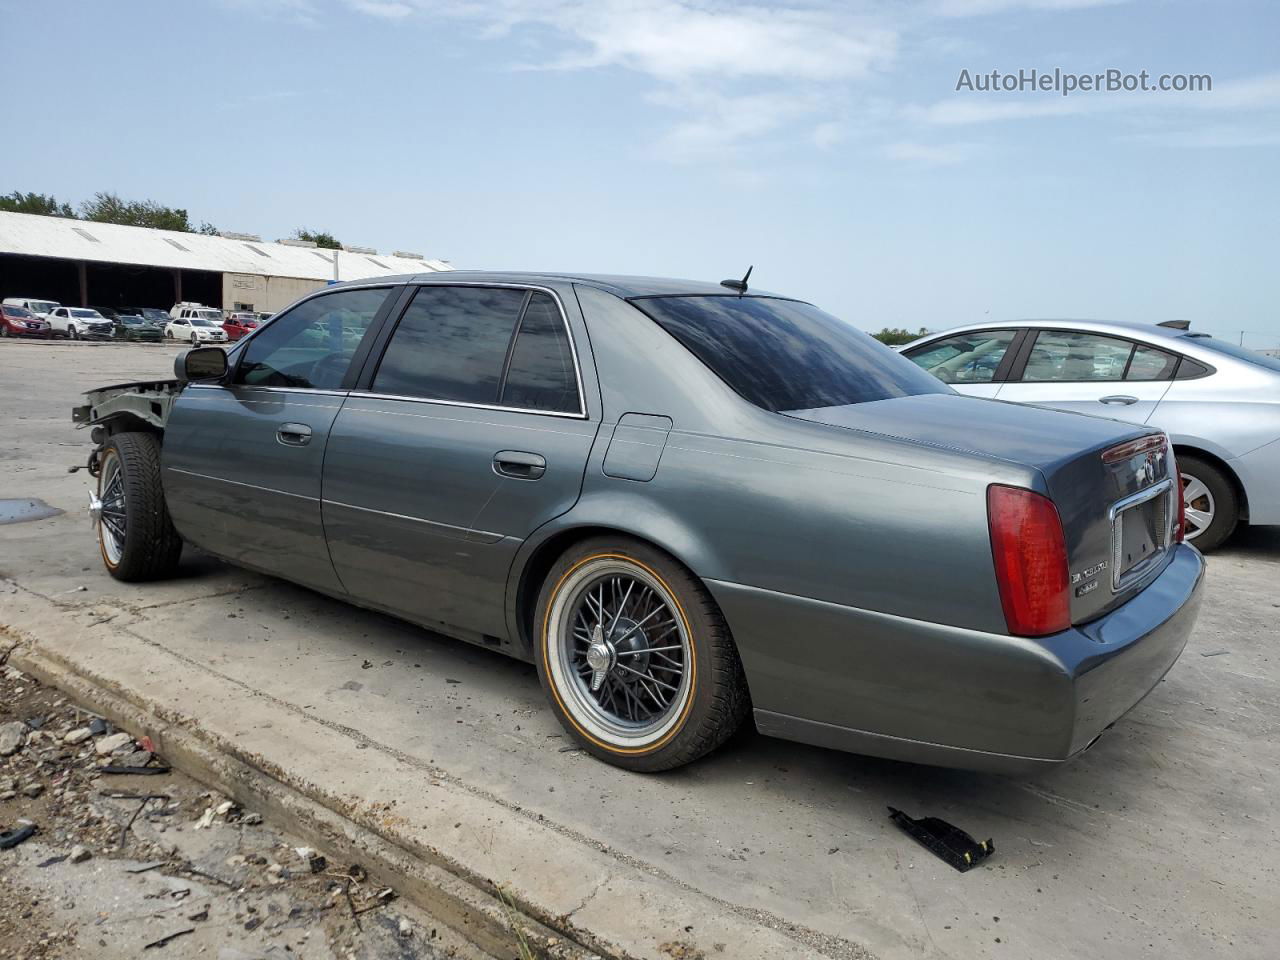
[1, 304, 53, 338]
[221, 314, 260, 340]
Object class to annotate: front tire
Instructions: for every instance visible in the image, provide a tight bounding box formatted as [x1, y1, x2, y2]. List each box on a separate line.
[68, 325, 79, 340]
[534, 536, 749, 772]
[94, 432, 183, 581]
[1178, 454, 1238, 552]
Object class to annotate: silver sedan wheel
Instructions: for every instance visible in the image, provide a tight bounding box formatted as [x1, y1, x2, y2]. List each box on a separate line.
[1181, 471, 1216, 542]
[546, 558, 693, 749]
[95, 453, 127, 566]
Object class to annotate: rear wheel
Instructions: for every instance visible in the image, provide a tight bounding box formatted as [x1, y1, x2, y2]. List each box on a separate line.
[534, 536, 749, 772]
[91, 432, 183, 581]
[1178, 454, 1238, 552]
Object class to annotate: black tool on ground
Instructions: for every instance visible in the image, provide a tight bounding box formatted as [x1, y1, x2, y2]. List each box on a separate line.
[100, 763, 171, 776]
[0, 824, 37, 850]
[887, 807, 994, 872]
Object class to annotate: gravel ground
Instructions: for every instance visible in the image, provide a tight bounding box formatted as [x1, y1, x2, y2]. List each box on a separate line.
[0, 661, 490, 960]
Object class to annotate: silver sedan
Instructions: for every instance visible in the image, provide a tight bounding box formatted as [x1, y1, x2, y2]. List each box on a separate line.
[902, 319, 1280, 550]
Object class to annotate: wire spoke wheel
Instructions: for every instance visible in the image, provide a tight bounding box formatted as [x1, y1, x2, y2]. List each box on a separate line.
[548, 559, 693, 748]
[96, 453, 127, 566]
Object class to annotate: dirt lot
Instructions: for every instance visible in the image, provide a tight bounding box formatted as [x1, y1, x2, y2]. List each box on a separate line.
[0, 662, 487, 960]
[1, 337, 1278, 960]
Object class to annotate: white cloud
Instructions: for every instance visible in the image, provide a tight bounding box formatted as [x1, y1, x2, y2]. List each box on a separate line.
[1125, 124, 1280, 149]
[329, 1, 1277, 163]
[347, 0, 413, 16]
[932, 0, 1129, 15]
[885, 140, 976, 166]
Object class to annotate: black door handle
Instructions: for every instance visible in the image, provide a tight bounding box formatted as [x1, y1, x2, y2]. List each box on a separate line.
[277, 422, 313, 446]
[494, 450, 546, 480]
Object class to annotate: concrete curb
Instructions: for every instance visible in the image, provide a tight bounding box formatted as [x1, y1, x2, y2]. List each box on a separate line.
[7, 637, 597, 960]
[2, 586, 869, 960]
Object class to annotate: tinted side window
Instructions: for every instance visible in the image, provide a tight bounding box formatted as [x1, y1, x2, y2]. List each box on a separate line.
[1126, 344, 1178, 381]
[1021, 331, 1132, 382]
[905, 330, 1016, 384]
[500, 292, 579, 413]
[373, 286, 526, 403]
[236, 287, 389, 389]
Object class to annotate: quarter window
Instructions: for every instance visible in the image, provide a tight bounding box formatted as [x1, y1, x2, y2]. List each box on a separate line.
[905, 330, 1016, 384]
[373, 286, 527, 403]
[501, 292, 579, 412]
[236, 287, 389, 389]
[1021, 331, 1133, 382]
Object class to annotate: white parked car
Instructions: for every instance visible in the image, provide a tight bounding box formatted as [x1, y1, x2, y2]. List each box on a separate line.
[164, 316, 228, 344]
[901, 319, 1280, 550]
[3, 296, 61, 320]
[47, 306, 114, 339]
[169, 302, 226, 326]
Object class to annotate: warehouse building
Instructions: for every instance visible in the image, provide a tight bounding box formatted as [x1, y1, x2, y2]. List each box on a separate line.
[0, 211, 451, 315]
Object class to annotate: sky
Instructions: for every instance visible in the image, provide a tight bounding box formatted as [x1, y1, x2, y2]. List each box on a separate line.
[1, 0, 1278, 346]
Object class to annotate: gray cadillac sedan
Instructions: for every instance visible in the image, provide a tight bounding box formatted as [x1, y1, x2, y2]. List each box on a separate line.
[75, 272, 1204, 774]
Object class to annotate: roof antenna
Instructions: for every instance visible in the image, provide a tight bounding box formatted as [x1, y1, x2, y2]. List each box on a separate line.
[720, 265, 753, 295]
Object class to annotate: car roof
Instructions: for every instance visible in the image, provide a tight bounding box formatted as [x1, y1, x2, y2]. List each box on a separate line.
[333, 270, 793, 300]
[910, 317, 1204, 343]
[900, 318, 1280, 374]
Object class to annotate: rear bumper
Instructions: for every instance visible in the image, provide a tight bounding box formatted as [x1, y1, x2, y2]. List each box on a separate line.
[711, 543, 1205, 773]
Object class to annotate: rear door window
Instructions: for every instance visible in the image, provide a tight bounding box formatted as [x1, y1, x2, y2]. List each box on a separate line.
[1126, 344, 1178, 381]
[372, 286, 527, 403]
[236, 287, 389, 390]
[1020, 331, 1133, 382]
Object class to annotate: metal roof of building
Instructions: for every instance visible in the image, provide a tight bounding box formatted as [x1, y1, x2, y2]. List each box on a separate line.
[0, 211, 451, 281]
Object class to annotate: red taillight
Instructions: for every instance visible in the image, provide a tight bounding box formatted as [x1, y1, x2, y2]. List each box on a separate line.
[987, 485, 1071, 637]
[1169, 443, 1186, 543]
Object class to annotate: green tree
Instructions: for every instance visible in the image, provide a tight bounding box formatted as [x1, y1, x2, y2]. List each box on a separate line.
[79, 191, 196, 232]
[292, 227, 341, 250]
[0, 190, 75, 218]
[197, 221, 220, 236]
[871, 326, 929, 346]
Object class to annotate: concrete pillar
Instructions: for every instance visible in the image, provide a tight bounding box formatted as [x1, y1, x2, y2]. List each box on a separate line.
[172, 268, 183, 305]
[77, 261, 88, 307]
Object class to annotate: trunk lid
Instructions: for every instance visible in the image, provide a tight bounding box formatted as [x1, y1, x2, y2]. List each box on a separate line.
[785, 394, 1178, 624]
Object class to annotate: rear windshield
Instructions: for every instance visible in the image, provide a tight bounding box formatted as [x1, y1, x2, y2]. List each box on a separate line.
[1181, 335, 1280, 373]
[631, 295, 950, 412]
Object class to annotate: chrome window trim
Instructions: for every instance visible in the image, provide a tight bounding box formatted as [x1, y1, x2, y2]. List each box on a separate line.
[1109, 478, 1175, 592]
[346, 391, 587, 420]
[185, 384, 349, 399]
[365, 281, 589, 420]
